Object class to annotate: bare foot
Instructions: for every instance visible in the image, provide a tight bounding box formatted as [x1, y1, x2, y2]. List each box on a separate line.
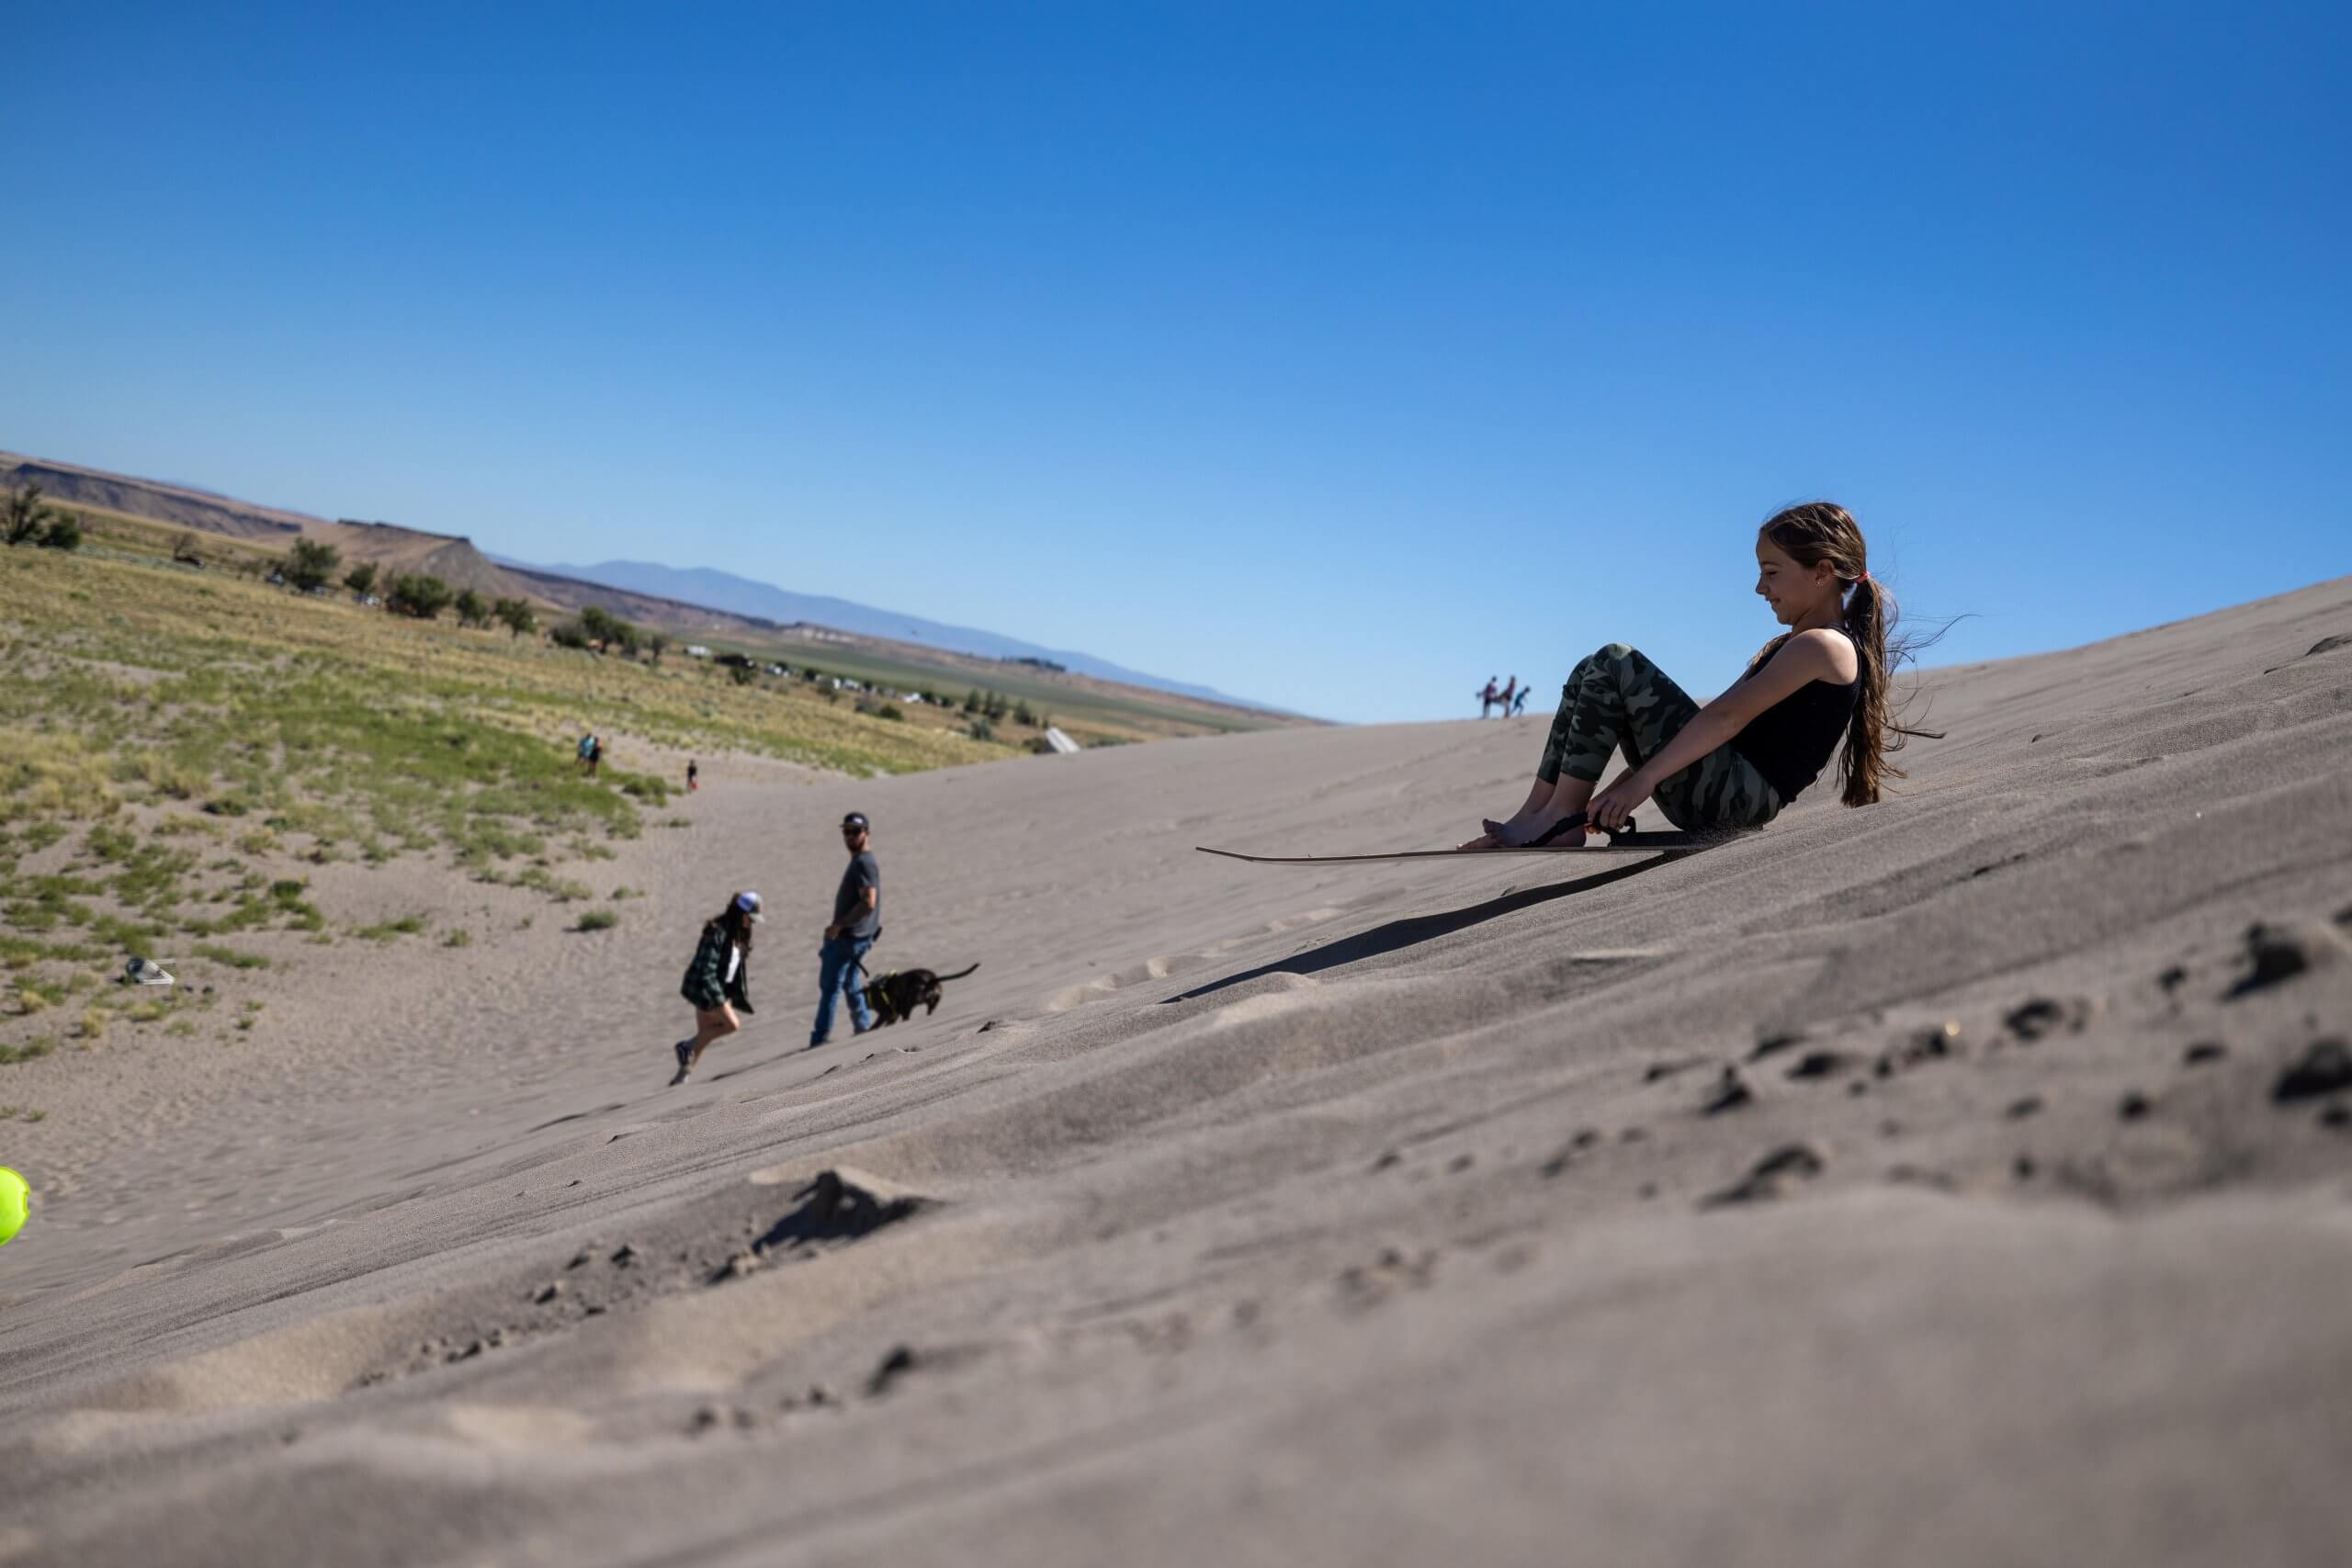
[1485, 807, 1584, 848]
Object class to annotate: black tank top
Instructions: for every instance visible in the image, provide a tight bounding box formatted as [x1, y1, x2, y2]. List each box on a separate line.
[1728, 637, 1859, 804]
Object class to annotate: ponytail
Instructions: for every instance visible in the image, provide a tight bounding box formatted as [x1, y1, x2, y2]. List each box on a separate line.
[1758, 502, 1943, 808]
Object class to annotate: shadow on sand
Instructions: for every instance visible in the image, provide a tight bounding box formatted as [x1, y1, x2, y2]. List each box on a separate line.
[1166, 854, 1677, 1003]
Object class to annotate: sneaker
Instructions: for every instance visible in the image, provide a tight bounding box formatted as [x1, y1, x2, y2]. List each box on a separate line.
[670, 1041, 693, 1085]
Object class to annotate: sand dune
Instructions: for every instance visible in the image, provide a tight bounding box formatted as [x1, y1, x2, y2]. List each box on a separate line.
[2, 579, 2349, 1566]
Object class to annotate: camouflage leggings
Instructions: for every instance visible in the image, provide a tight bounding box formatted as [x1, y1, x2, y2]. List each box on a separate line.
[1535, 644, 1782, 830]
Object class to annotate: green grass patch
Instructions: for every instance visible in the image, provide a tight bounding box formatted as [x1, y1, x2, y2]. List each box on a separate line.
[353, 914, 429, 942]
[574, 908, 620, 932]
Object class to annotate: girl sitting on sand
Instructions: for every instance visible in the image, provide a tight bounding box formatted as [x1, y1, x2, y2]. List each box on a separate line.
[671, 892, 762, 1085]
[1467, 502, 1919, 850]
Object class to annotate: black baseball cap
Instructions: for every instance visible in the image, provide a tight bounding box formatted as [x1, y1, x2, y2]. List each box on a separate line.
[842, 812, 869, 831]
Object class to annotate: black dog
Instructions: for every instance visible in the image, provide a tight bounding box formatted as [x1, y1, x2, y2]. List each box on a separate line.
[860, 963, 978, 1028]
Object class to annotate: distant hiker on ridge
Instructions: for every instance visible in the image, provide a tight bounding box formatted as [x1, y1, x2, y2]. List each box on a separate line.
[1477, 677, 1499, 718]
[1463, 502, 1930, 850]
[687, 759, 699, 793]
[1511, 682, 1531, 716]
[811, 811, 880, 1048]
[1498, 676, 1518, 716]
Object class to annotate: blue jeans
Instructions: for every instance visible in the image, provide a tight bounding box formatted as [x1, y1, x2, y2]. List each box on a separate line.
[811, 933, 875, 1044]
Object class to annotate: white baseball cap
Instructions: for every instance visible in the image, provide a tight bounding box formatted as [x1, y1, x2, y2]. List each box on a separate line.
[732, 891, 765, 923]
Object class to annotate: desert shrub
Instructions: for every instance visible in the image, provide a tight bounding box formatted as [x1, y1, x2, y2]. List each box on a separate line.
[575, 908, 619, 932]
[387, 574, 453, 619]
[453, 588, 490, 628]
[578, 605, 639, 655]
[40, 513, 83, 551]
[1012, 700, 1035, 726]
[876, 703, 904, 721]
[493, 597, 537, 637]
[286, 539, 342, 592]
[967, 719, 996, 742]
[5, 482, 57, 547]
[548, 619, 592, 649]
[354, 914, 427, 941]
[443, 928, 472, 947]
[344, 561, 379, 597]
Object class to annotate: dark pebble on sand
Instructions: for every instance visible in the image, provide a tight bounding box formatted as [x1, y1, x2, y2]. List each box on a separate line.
[2005, 999, 2066, 1041]
[2007, 1096, 2043, 1120]
[1446, 1154, 1474, 1174]
[609, 1244, 639, 1267]
[1747, 1031, 1805, 1062]
[2158, 965, 2188, 994]
[535, 1281, 564, 1304]
[1701, 1142, 1827, 1207]
[2184, 1042, 2227, 1066]
[2321, 1103, 2351, 1129]
[2233, 923, 2341, 999]
[2118, 1091, 2152, 1121]
[1787, 1049, 1857, 1080]
[1701, 1067, 1753, 1116]
[867, 1346, 920, 1397]
[2273, 1041, 2352, 1103]
[2013, 1156, 2037, 1180]
[1371, 1150, 1400, 1171]
[1645, 1058, 1702, 1082]
[1572, 1129, 1602, 1149]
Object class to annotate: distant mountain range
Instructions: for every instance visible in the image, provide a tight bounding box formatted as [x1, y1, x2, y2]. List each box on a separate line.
[493, 557, 1275, 712]
[1, 447, 1286, 716]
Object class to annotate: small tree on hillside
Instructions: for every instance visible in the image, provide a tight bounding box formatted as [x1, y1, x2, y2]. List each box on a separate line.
[173, 530, 206, 566]
[5, 482, 58, 547]
[1012, 699, 1036, 726]
[548, 618, 591, 649]
[344, 561, 379, 597]
[285, 538, 342, 592]
[646, 631, 669, 663]
[453, 588, 491, 628]
[577, 604, 641, 656]
[493, 597, 537, 638]
[962, 689, 981, 715]
[38, 512, 83, 551]
[387, 573, 454, 620]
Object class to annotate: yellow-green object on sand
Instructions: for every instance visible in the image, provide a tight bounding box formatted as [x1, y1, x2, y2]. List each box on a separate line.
[0, 1168, 28, 1248]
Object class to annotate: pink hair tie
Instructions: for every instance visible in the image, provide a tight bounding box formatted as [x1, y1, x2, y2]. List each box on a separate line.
[1855, 569, 1871, 583]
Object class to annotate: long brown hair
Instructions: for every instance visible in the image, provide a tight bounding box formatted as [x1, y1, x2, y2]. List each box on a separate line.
[707, 899, 756, 952]
[1756, 502, 1938, 807]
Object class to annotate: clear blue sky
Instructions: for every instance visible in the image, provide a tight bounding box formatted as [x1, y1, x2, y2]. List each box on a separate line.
[5, 2, 2345, 723]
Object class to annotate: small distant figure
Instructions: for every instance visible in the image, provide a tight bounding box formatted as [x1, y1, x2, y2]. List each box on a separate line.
[1511, 683, 1532, 716]
[1477, 676, 1500, 718]
[672, 891, 762, 1085]
[587, 736, 604, 778]
[1498, 676, 1518, 716]
[576, 732, 594, 772]
[686, 759, 699, 793]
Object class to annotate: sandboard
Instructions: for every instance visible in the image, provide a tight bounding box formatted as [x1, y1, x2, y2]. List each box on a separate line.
[1196, 830, 1707, 865]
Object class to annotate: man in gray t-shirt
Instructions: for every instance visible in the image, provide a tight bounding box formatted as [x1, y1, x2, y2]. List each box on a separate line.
[812, 811, 879, 1045]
